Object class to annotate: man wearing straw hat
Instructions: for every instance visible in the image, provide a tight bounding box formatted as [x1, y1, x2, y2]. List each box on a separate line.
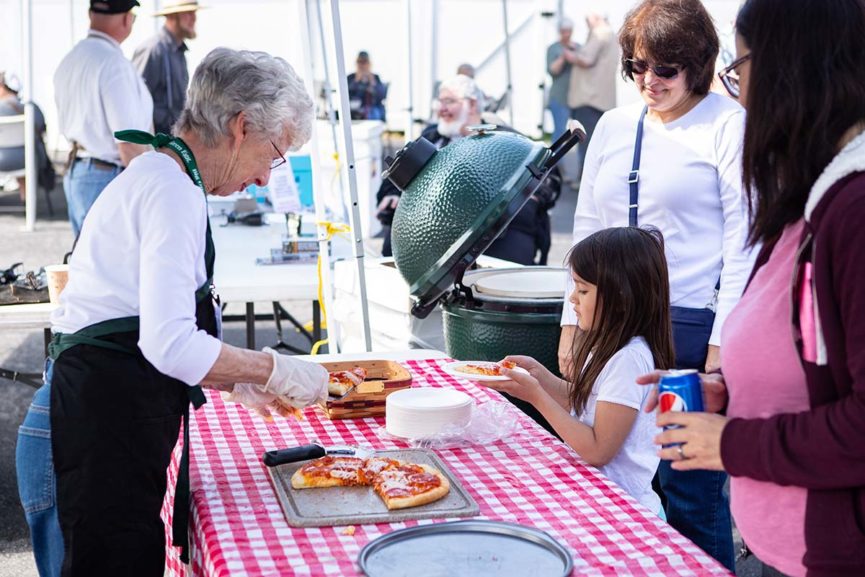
[132, 1, 203, 134]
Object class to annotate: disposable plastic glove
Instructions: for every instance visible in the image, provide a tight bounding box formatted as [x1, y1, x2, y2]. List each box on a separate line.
[261, 346, 329, 407]
[221, 383, 300, 420]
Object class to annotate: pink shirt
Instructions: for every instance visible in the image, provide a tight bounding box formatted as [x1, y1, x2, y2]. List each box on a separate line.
[721, 219, 810, 577]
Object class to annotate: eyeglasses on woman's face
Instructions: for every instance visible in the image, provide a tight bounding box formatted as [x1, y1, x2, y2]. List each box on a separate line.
[624, 58, 683, 81]
[270, 140, 287, 170]
[718, 53, 752, 99]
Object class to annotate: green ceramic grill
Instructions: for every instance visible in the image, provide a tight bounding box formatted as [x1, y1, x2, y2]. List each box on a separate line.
[386, 125, 584, 378]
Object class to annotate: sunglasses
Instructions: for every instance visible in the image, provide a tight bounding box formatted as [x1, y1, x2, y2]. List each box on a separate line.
[624, 58, 682, 80]
[718, 53, 751, 99]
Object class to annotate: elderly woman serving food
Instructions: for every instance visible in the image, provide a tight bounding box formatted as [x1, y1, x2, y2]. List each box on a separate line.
[15, 48, 326, 577]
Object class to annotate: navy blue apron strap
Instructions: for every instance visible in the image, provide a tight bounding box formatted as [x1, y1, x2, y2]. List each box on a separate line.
[629, 106, 648, 227]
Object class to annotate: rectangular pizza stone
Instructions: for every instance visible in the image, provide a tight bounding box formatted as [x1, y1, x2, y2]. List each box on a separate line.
[267, 449, 480, 528]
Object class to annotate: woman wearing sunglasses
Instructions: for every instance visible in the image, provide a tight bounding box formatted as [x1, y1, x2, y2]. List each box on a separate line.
[558, 0, 754, 570]
[644, 1, 865, 575]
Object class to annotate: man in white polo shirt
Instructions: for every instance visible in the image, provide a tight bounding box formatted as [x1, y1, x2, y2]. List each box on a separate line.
[54, 0, 153, 237]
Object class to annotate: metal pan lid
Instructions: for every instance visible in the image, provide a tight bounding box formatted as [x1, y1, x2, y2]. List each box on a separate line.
[358, 520, 574, 577]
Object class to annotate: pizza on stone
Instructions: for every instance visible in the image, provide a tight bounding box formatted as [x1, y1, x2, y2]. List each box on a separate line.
[289, 456, 367, 488]
[290, 455, 450, 510]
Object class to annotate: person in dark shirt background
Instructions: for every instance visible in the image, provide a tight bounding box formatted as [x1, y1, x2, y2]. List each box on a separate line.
[347, 51, 387, 121]
[376, 74, 560, 265]
[0, 70, 54, 202]
[133, 0, 202, 134]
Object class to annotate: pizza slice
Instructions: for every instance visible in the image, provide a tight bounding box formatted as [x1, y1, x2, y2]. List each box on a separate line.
[358, 456, 402, 484]
[290, 456, 367, 489]
[371, 462, 450, 510]
[454, 360, 517, 376]
[327, 367, 368, 397]
[273, 397, 305, 420]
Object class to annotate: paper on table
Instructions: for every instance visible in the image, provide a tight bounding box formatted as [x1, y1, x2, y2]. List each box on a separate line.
[268, 162, 302, 214]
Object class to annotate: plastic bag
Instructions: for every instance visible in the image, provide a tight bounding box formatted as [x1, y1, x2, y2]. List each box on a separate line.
[378, 400, 525, 449]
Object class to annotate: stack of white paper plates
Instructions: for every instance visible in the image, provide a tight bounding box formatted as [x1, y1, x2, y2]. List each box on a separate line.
[386, 388, 473, 439]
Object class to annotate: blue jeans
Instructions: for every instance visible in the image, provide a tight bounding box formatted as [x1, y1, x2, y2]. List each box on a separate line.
[16, 358, 63, 577]
[659, 460, 735, 572]
[548, 98, 574, 143]
[64, 159, 122, 237]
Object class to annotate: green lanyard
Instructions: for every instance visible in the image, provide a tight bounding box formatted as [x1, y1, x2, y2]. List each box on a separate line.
[114, 130, 215, 295]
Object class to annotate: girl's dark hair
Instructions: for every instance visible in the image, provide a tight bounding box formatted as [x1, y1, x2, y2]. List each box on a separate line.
[619, 0, 719, 95]
[567, 227, 674, 414]
[737, 0, 865, 246]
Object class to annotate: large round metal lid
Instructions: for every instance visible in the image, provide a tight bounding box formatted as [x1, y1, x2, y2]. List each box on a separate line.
[472, 268, 566, 300]
[389, 130, 548, 316]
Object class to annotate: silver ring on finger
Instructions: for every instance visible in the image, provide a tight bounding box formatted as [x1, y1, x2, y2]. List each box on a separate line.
[677, 445, 688, 460]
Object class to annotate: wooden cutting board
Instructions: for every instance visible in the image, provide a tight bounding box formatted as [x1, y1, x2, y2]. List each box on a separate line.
[267, 449, 480, 527]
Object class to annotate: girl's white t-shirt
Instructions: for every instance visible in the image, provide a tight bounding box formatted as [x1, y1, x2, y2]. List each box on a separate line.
[574, 336, 661, 513]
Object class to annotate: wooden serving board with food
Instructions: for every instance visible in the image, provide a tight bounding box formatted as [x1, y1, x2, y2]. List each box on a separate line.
[319, 360, 413, 419]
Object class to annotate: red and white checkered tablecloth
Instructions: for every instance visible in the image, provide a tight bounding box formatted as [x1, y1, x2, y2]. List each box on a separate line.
[162, 358, 731, 577]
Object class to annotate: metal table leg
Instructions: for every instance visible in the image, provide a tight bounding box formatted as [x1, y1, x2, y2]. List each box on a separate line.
[270, 302, 317, 354]
[0, 368, 41, 388]
[245, 302, 255, 350]
[312, 300, 324, 353]
[0, 328, 53, 388]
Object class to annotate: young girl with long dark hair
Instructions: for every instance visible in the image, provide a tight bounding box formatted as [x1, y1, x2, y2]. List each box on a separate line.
[482, 227, 674, 513]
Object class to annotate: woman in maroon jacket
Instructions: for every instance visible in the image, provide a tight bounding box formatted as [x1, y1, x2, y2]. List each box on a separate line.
[640, 1, 865, 576]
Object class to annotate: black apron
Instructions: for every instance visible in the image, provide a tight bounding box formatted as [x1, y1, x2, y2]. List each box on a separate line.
[49, 133, 218, 577]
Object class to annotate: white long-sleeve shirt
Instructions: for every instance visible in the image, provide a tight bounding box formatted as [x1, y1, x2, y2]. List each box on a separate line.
[561, 94, 755, 345]
[51, 152, 221, 385]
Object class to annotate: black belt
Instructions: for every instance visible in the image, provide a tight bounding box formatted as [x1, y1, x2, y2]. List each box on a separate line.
[75, 157, 122, 171]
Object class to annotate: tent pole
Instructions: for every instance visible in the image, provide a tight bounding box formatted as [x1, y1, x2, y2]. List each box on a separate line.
[22, 0, 37, 231]
[429, 0, 439, 120]
[403, 0, 415, 140]
[313, 0, 346, 224]
[299, 0, 340, 353]
[326, 0, 373, 352]
[69, 0, 75, 46]
[501, 0, 514, 127]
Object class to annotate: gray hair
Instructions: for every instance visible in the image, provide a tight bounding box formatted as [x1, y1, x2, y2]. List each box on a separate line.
[175, 48, 313, 151]
[438, 74, 485, 111]
[559, 17, 574, 30]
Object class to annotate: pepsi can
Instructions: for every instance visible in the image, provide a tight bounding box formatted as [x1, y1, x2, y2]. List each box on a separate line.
[658, 370, 703, 447]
